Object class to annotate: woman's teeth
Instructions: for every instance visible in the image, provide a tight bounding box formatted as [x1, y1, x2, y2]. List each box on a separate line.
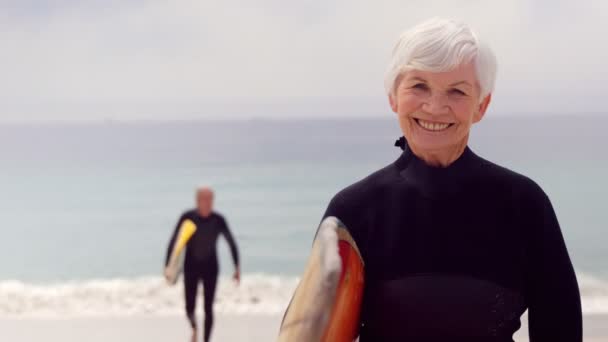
[416, 119, 452, 132]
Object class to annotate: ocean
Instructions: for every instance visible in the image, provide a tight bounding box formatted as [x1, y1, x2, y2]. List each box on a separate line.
[0, 116, 607, 316]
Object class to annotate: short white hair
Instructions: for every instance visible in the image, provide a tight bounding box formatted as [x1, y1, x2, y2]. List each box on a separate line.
[196, 184, 214, 195]
[384, 17, 497, 101]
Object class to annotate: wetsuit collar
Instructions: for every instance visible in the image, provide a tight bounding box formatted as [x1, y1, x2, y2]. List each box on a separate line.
[394, 137, 478, 198]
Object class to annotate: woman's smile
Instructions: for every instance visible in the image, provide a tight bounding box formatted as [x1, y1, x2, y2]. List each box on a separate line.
[413, 118, 455, 132]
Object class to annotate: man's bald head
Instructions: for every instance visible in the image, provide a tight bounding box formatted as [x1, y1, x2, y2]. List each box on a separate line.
[196, 186, 214, 217]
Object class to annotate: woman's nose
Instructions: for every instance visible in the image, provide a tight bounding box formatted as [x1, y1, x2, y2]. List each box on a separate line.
[421, 92, 450, 115]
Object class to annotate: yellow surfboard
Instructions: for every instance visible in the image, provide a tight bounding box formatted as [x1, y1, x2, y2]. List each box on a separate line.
[278, 216, 364, 342]
[165, 219, 197, 285]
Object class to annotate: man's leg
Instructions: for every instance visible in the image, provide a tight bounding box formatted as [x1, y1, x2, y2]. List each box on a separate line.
[184, 269, 199, 341]
[202, 272, 219, 342]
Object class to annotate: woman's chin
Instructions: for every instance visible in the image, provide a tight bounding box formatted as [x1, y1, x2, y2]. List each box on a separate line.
[408, 137, 457, 152]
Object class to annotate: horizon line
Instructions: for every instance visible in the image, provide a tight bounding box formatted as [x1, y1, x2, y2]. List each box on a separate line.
[0, 111, 605, 125]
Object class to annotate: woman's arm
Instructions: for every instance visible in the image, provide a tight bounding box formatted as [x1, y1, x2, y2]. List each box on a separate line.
[524, 189, 582, 341]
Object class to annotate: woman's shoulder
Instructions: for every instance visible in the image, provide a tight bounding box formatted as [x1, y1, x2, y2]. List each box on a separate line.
[322, 161, 399, 253]
[473, 153, 549, 202]
[326, 160, 400, 215]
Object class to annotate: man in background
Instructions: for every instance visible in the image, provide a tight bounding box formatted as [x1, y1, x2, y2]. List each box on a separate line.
[165, 186, 240, 342]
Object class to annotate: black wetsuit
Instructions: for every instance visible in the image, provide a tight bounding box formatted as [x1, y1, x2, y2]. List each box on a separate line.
[165, 210, 239, 342]
[322, 138, 582, 341]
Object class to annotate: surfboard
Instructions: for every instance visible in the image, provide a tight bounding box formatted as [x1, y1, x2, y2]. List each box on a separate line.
[165, 219, 197, 285]
[278, 216, 364, 342]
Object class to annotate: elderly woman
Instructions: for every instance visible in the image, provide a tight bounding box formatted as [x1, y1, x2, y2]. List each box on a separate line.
[320, 18, 582, 340]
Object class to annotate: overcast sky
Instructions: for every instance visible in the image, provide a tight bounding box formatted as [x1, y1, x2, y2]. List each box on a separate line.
[0, 0, 606, 122]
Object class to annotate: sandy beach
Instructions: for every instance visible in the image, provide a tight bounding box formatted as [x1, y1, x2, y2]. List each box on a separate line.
[0, 313, 606, 341]
[0, 314, 281, 342]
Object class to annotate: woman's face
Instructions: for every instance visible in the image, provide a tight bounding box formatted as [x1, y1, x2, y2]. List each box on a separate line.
[389, 62, 491, 154]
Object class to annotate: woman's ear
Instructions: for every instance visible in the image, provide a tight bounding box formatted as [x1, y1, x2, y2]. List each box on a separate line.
[473, 93, 492, 123]
[389, 93, 398, 113]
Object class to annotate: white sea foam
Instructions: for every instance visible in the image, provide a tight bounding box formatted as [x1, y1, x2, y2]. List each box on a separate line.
[576, 273, 608, 314]
[0, 273, 606, 318]
[0, 274, 299, 318]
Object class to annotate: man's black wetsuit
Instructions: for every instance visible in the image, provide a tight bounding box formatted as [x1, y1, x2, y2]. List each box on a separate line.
[165, 210, 239, 342]
[322, 138, 582, 341]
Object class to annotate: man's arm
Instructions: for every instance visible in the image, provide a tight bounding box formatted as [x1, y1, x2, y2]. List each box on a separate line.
[220, 216, 240, 269]
[165, 213, 186, 267]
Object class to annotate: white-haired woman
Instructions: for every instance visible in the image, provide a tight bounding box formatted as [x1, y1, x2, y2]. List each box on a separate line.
[322, 18, 582, 340]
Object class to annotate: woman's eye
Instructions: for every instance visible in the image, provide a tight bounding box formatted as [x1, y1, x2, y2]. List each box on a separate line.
[450, 89, 466, 96]
[413, 83, 428, 90]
